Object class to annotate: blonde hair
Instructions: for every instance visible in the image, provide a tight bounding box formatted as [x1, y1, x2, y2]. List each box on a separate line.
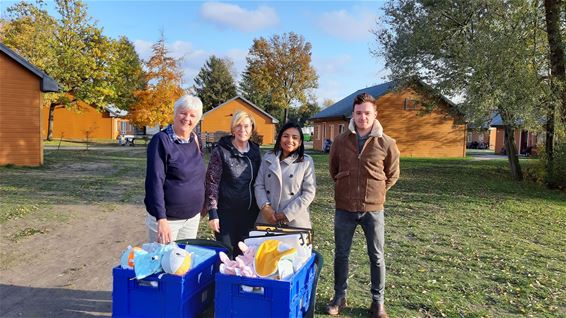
[231, 111, 256, 134]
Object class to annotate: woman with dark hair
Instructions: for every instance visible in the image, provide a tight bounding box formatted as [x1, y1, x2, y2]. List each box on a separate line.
[254, 122, 316, 228]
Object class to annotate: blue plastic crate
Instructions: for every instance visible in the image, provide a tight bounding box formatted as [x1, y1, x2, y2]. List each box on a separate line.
[112, 244, 224, 318]
[214, 253, 317, 318]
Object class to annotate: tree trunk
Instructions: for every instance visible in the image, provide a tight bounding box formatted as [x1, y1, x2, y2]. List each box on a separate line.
[47, 103, 56, 141]
[544, 0, 566, 125]
[283, 107, 289, 124]
[543, 0, 565, 186]
[504, 125, 523, 181]
[545, 105, 555, 184]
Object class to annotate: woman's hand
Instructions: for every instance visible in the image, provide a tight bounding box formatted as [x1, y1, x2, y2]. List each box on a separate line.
[208, 219, 220, 233]
[157, 218, 172, 244]
[275, 212, 288, 224]
[261, 204, 277, 224]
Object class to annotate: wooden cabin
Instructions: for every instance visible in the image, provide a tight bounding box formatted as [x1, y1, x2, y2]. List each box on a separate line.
[201, 96, 279, 145]
[0, 43, 59, 166]
[312, 81, 466, 158]
[490, 115, 542, 156]
[41, 102, 134, 140]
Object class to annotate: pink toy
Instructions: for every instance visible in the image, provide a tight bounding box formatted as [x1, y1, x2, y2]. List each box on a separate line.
[218, 242, 257, 277]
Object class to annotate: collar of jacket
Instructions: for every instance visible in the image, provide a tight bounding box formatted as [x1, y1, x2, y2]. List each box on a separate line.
[347, 118, 384, 138]
[265, 151, 299, 165]
[218, 135, 256, 156]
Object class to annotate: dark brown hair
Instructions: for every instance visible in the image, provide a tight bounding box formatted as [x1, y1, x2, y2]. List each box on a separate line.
[352, 93, 377, 112]
[273, 122, 305, 163]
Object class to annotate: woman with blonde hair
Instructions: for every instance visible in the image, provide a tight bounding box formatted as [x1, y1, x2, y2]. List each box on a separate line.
[205, 111, 262, 254]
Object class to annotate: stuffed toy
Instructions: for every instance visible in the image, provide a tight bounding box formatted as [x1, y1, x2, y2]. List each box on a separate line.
[218, 242, 257, 277]
[119, 246, 143, 269]
[161, 246, 192, 276]
[254, 240, 296, 278]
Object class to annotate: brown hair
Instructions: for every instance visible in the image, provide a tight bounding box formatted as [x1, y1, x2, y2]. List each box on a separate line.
[352, 93, 377, 112]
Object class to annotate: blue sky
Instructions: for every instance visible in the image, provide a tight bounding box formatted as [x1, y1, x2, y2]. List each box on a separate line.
[2, 0, 391, 105]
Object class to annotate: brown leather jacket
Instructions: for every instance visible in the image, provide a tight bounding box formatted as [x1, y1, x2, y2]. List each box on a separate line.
[329, 118, 400, 212]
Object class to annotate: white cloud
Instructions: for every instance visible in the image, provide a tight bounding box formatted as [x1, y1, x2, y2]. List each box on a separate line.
[224, 48, 248, 82]
[134, 39, 249, 88]
[200, 2, 279, 32]
[133, 40, 153, 61]
[316, 8, 377, 41]
[313, 54, 353, 76]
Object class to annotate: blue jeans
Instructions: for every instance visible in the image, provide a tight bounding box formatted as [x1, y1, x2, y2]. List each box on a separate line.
[333, 208, 385, 304]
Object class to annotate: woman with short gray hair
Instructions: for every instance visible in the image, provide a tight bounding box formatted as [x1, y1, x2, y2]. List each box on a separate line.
[144, 95, 205, 243]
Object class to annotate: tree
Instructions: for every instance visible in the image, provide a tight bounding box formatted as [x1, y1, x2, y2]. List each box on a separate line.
[375, 1, 553, 181]
[1, 0, 144, 140]
[0, 1, 56, 72]
[239, 65, 278, 118]
[288, 98, 321, 127]
[542, 0, 566, 185]
[128, 33, 185, 128]
[322, 98, 335, 108]
[194, 55, 237, 112]
[244, 32, 318, 123]
[105, 36, 146, 111]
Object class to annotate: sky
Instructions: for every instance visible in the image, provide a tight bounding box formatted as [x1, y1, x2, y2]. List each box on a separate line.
[2, 0, 391, 105]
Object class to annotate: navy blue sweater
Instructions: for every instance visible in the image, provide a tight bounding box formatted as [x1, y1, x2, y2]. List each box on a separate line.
[144, 131, 205, 220]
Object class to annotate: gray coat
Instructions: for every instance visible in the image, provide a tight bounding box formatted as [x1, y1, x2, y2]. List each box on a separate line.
[254, 151, 316, 228]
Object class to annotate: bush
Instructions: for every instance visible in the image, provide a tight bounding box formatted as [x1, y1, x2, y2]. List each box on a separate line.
[303, 133, 312, 142]
[528, 138, 566, 189]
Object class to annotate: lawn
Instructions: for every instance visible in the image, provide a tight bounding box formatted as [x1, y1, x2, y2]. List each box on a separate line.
[0, 149, 564, 317]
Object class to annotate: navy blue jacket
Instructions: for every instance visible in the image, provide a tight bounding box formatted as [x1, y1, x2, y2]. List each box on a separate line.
[144, 131, 205, 220]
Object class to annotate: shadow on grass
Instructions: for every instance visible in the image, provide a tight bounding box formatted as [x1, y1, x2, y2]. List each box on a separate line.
[0, 284, 111, 317]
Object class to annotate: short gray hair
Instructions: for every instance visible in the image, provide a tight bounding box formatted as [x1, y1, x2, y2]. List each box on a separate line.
[174, 95, 203, 121]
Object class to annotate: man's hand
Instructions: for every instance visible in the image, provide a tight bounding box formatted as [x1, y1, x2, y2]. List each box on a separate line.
[157, 218, 172, 244]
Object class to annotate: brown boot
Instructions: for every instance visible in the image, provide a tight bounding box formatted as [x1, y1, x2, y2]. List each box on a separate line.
[326, 296, 347, 316]
[369, 301, 389, 318]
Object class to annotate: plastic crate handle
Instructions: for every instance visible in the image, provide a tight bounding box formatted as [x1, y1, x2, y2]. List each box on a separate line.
[135, 279, 159, 289]
[238, 284, 266, 296]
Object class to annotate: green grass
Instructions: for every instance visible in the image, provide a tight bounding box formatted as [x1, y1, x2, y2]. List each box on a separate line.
[0, 149, 564, 317]
[310, 154, 566, 317]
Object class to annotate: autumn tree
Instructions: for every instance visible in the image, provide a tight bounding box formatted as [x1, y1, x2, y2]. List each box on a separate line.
[1, 0, 144, 140]
[194, 55, 237, 112]
[375, 0, 555, 181]
[239, 65, 277, 118]
[322, 98, 335, 108]
[128, 34, 185, 128]
[244, 32, 318, 123]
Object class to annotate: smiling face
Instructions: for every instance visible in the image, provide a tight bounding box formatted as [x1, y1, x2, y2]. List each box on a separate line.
[173, 107, 199, 138]
[232, 117, 253, 143]
[279, 127, 302, 158]
[352, 101, 377, 135]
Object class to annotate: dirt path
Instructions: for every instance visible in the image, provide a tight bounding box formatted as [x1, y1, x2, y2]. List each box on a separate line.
[0, 203, 146, 317]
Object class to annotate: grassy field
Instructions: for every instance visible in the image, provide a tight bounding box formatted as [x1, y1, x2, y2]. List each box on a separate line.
[1, 148, 564, 317]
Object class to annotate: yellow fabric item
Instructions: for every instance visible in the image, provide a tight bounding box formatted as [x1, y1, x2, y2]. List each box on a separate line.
[174, 253, 192, 276]
[254, 240, 296, 277]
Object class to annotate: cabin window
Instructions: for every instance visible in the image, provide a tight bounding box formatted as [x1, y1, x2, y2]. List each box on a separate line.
[339, 124, 345, 134]
[403, 98, 420, 110]
[121, 121, 128, 134]
[315, 126, 320, 140]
